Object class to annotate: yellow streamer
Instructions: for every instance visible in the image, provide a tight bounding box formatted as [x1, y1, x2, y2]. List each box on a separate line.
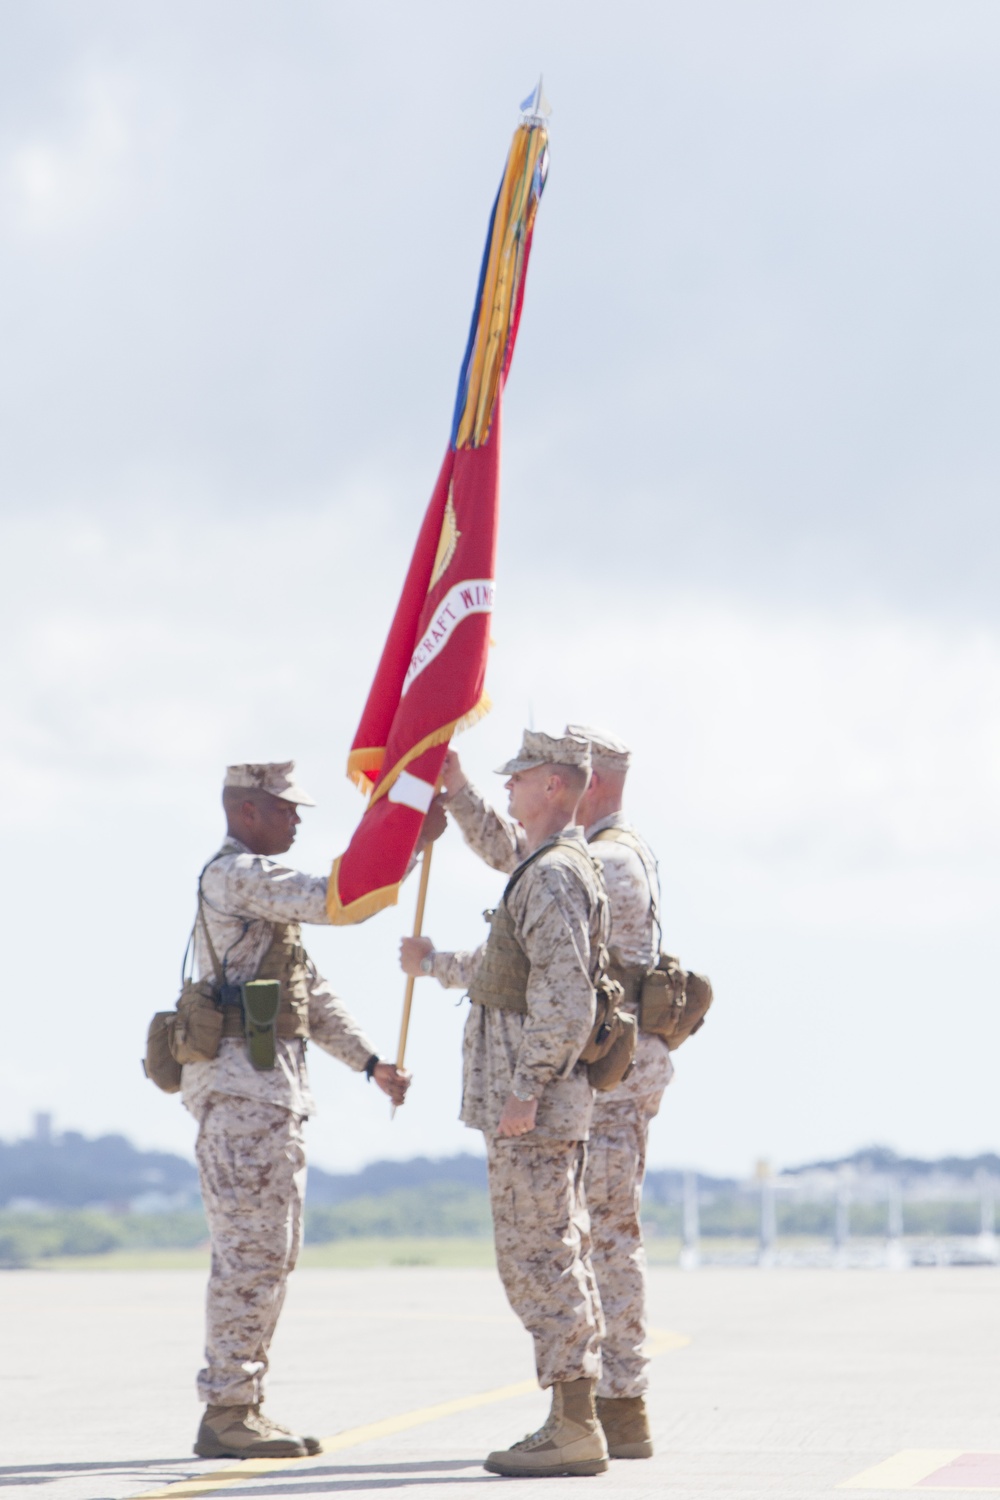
[455, 124, 547, 451]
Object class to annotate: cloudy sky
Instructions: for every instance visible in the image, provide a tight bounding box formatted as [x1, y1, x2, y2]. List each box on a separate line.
[2, 1, 999, 1177]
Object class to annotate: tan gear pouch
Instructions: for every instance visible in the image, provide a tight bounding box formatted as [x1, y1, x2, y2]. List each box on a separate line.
[677, 970, 714, 1048]
[587, 1007, 638, 1092]
[171, 978, 224, 1064]
[579, 978, 637, 1092]
[639, 955, 713, 1048]
[144, 1012, 183, 1093]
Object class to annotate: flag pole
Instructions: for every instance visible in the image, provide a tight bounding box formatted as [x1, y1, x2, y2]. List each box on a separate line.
[396, 847, 432, 1067]
[391, 789, 440, 1116]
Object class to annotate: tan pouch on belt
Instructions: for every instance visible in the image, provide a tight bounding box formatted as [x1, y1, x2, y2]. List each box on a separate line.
[172, 977, 225, 1064]
[143, 1013, 183, 1093]
[578, 974, 637, 1092]
[639, 955, 714, 1048]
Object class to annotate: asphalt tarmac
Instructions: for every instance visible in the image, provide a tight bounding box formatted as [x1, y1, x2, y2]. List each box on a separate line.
[2, 1264, 998, 1499]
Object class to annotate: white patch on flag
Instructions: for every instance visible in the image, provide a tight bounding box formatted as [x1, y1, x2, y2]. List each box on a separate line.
[387, 770, 437, 814]
[402, 579, 495, 694]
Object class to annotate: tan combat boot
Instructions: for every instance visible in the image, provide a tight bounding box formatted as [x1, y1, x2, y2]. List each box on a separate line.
[595, 1394, 653, 1459]
[484, 1378, 609, 1477]
[193, 1405, 308, 1459]
[252, 1407, 322, 1456]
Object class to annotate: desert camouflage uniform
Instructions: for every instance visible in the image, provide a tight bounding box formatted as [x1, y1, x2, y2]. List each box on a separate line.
[182, 837, 376, 1407]
[441, 787, 673, 1399]
[430, 809, 609, 1388]
[585, 812, 673, 1399]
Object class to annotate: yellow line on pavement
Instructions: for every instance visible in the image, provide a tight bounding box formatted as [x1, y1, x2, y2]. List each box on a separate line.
[646, 1327, 691, 1355]
[134, 1381, 537, 1500]
[132, 1327, 688, 1500]
[838, 1450, 965, 1489]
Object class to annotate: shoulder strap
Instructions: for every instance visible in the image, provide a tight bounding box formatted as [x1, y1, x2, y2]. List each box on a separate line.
[196, 898, 226, 985]
[501, 836, 612, 988]
[180, 852, 232, 987]
[590, 825, 639, 849]
[502, 835, 598, 906]
[588, 823, 662, 951]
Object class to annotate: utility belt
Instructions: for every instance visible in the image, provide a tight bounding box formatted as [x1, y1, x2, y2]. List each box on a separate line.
[143, 855, 311, 1093]
[220, 990, 248, 1038]
[217, 983, 310, 1044]
[608, 963, 644, 1013]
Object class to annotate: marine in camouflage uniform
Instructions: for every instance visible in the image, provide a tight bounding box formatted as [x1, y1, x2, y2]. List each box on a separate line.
[424, 727, 672, 1460]
[568, 724, 673, 1459]
[182, 761, 410, 1461]
[402, 730, 612, 1478]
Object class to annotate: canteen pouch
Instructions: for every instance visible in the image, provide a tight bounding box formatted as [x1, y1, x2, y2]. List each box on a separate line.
[675, 970, 713, 1048]
[171, 978, 225, 1065]
[587, 1007, 638, 1092]
[639, 955, 713, 1048]
[243, 980, 281, 1071]
[579, 977, 637, 1092]
[638, 956, 685, 1040]
[144, 1012, 183, 1093]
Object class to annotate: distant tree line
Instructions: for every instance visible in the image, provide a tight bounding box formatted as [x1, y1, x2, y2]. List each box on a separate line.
[0, 1210, 207, 1268]
[1, 1129, 995, 1267]
[304, 1183, 492, 1242]
[0, 1189, 991, 1268]
[640, 1198, 988, 1239]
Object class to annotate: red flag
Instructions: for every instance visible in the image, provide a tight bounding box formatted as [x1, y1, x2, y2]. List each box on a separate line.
[327, 112, 549, 923]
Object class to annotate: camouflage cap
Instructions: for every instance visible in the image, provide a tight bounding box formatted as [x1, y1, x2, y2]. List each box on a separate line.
[565, 724, 632, 774]
[496, 729, 593, 777]
[223, 761, 316, 806]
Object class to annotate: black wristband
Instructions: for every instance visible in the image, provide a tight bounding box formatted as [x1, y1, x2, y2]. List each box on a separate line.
[364, 1054, 379, 1081]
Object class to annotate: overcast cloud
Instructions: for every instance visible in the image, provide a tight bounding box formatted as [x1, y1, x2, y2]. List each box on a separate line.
[1, 1, 998, 1176]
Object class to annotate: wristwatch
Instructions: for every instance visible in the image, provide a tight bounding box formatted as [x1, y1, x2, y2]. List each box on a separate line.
[512, 1083, 535, 1103]
[419, 951, 435, 976]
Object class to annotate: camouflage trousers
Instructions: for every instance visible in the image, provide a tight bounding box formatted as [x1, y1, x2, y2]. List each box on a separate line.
[194, 1094, 307, 1406]
[586, 1034, 673, 1398]
[486, 1134, 605, 1389]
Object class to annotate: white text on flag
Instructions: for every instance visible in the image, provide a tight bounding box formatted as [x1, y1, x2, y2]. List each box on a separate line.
[402, 580, 496, 694]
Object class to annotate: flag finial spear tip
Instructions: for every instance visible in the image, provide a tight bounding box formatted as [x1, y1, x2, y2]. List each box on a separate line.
[519, 76, 552, 123]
